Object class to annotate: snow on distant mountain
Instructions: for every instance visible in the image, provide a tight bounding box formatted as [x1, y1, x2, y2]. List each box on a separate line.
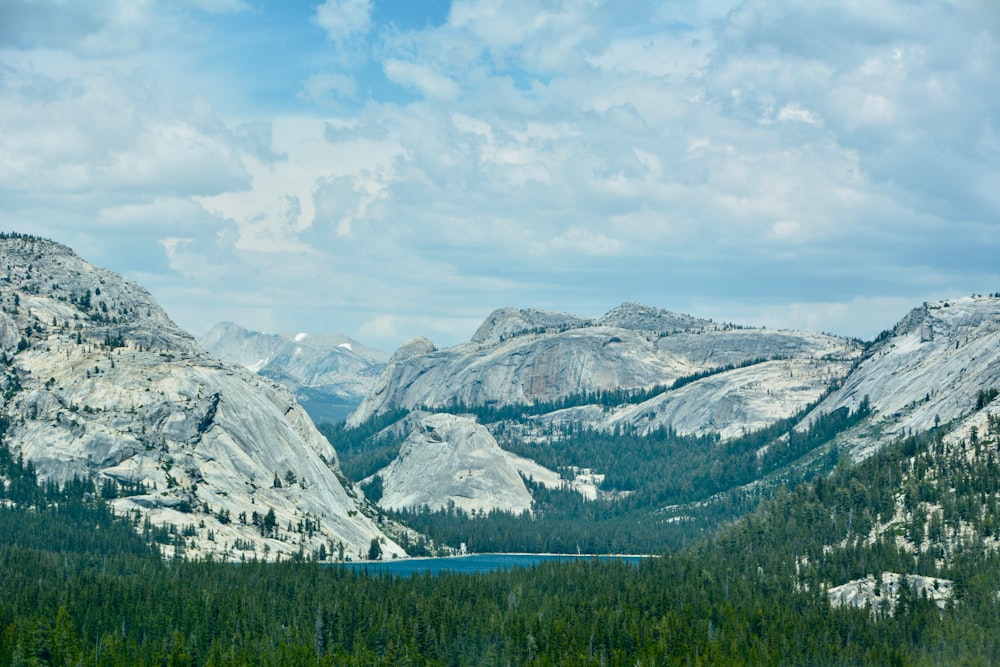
[0, 234, 403, 561]
[200, 323, 388, 424]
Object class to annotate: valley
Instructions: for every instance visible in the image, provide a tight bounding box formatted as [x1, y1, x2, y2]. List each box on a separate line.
[5, 233, 1000, 663]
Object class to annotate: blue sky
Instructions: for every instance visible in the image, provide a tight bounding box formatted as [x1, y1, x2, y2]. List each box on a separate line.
[1, 0, 998, 350]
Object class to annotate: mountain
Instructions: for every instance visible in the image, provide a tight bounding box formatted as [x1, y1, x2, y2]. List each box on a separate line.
[0, 234, 403, 561]
[199, 322, 388, 424]
[346, 296, 1000, 554]
[349, 303, 861, 430]
[807, 296, 1000, 457]
[346, 303, 862, 519]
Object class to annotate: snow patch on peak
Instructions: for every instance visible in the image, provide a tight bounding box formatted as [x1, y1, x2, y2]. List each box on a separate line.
[248, 358, 270, 373]
[294, 332, 309, 342]
[339, 343, 353, 351]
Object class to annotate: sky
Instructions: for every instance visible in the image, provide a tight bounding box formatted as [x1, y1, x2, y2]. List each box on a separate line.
[1, 0, 998, 351]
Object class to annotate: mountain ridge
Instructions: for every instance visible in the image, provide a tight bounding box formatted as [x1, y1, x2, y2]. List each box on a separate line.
[199, 321, 388, 424]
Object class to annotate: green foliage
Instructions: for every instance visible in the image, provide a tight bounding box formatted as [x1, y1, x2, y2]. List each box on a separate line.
[976, 387, 998, 410]
[318, 409, 410, 481]
[360, 474, 383, 503]
[367, 537, 382, 561]
[390, 400, 871, 554]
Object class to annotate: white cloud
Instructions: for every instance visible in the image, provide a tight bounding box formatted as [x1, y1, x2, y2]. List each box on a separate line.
[195, 116, 404, 252]
[587, 31, 712, 79]
[314, 0, 372, 42]
[3, 0, 999, 349]
[184, 0, 250, 12]
[299, 72, 358, 103]
[777, 103, 821, 125]
[0, 0, 159, 56]
[0, 66, 247, 199]
[383, 59, 460, 100]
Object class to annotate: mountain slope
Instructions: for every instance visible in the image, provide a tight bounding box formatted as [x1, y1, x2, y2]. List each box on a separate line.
[200, 322, 387, 424]
[349, 304, 861, 430]
[340, 303, 861, 526]
[807, 296, 1000, 457]
[0, 234, 403, 561]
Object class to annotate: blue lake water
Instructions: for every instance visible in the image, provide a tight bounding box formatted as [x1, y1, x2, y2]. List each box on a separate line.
[337, 553, 648, 577]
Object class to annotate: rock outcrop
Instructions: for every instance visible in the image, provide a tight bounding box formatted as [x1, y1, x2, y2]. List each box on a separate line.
[827, 573, 953, 615]
[0, 234, 403, 561]
[371, 413, 591, 515]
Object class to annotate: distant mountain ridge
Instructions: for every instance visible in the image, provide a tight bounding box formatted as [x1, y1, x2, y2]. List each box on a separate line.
[346, 296, 1000, 525]
[348, 303, 861, 430]
[347, 302, 864, 515]
[199, 322, 388, 424]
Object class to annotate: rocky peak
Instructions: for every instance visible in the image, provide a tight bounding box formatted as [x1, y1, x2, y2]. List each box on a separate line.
[199, 322, 389, 424]
[389, 336, 437, 363]
[200, 321, 255, 347]
[0, 234, 188, 352]
[470, 307, 594, 345]
[598, 302, 712, 333]
[809, 295, 1000, 452]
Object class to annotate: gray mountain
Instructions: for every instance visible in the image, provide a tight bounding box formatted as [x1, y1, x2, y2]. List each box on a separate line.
[807, 296, 1000, 458]
[199, 322, 387, 424]
[346, 304, 862, 512]
[0, 234, 404, 561]
[348, 296, 1000, 520]
[349, 304, 862, 431]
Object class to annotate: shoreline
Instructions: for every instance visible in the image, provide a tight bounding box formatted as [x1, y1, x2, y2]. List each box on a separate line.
[342, 552, 658, 565]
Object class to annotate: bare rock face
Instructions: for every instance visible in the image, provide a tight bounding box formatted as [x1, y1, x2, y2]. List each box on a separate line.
[602, 357, 854, 439]
[471, 307, 595, 345]
[0, 234, 403, 562]
[807, 296, 1000, 454]
[348, 304, 862, 435]
[199, 322, 387, 424]
[597, 302, 711, 333]
[373, 413, 569, 515]
[828, 573, 953, 615]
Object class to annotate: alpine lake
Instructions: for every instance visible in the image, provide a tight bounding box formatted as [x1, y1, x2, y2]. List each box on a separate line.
[337, 553, 650, 576]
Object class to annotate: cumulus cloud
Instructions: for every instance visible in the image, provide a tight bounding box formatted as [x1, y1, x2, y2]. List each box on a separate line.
[314, 0, 372, 42]
[2, 0, 998, 348]
[0, 0, 154, 56]
[0, 64, 248, 199]
[383, 59, 460, 100]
